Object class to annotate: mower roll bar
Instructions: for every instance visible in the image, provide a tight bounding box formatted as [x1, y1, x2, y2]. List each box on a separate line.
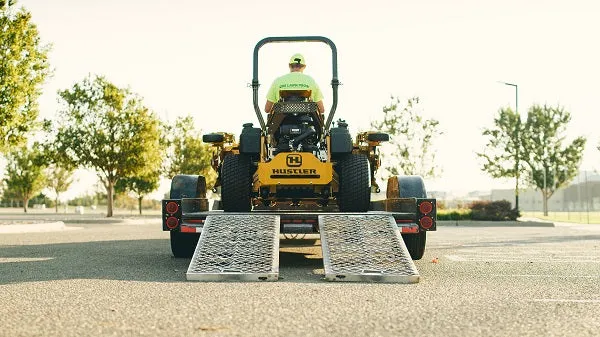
[252, 36, 339, 134]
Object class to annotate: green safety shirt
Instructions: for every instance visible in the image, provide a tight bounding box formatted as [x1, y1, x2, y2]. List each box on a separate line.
[266, 72, 324, 103]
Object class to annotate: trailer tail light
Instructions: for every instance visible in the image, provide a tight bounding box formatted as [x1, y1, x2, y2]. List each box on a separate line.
[162, 199, 182, 231]
[419, 216, 433, 230]
[417, 198, 437, 231]
[419, 201, 433, 214]
[166, 217, 179, 229]
[165, 201, 179, 214]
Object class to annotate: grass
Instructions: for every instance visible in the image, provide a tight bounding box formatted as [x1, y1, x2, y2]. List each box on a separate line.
[438, 209, 600, 224]
[520, 211, 600, 224]
[0, 206, 161, 217]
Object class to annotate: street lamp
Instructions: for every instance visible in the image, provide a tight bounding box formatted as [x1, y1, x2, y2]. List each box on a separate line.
[499, 81, 520, 212]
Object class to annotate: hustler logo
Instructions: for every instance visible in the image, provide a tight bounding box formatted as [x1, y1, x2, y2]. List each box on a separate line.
[272, 169, 316, 174]
[286, 154, 302, 167]
[271, 168, 319, 179]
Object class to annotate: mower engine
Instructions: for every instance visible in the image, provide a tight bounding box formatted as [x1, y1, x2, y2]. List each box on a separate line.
[276, 114, 318, 154]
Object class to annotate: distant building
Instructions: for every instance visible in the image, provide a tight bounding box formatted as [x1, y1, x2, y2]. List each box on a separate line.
[428, 191, 447, 200]
[490, 171, 600, 211]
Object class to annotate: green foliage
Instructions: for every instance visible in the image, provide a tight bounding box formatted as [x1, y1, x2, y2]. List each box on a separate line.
[477, 107, 523, 181]
[53, 75, 164, 216]
[0, 0, 51, 153]
[115, 173, 160, 215]
[115, 174, 159, 197]
[469, 200, 519, 221]
[479, 104, 586, 214]
[437, 208, 472, 220]
[164, 115, 216, 185]
[29, 192, 51, 208]
[40, 124, 77, 212]
[114, 193, 161, 211]
[68, 194, 105, 207]
[370, 96, 442, 179]
[3, 144, 47, 212]
[521, 104, 586, 215]
[45, 164, 74, 212]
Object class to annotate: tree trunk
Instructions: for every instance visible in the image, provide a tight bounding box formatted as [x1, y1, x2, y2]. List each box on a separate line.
[23, 198, 29, 213]
[543, 190, 549, 216]
[55, 195, 59, 213]
[106, 181, 115, 217]
[138, 197, 143, 215]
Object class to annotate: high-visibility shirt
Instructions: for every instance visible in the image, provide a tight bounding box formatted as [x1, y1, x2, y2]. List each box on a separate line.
[266, 72, 324, 103]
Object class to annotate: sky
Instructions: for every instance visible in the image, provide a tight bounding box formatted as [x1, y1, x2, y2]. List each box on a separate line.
[5, 0, 600, 200]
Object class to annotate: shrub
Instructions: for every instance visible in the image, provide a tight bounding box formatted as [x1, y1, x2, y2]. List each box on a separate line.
[437, 209, 472, 220]
[469, 200, 519, 221]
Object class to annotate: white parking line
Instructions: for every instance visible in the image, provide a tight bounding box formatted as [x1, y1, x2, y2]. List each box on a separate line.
[531, 299, 600, 303]
[445, 255, 600, 263]
[489, 274, 600, 278]
[0, 257, 54, 263]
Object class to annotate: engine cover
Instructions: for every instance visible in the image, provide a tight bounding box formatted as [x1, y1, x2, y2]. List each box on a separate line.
[257, 152, 333, 186]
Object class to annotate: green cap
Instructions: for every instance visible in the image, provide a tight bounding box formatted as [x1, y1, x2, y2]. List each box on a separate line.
[289, 53, 306, 66]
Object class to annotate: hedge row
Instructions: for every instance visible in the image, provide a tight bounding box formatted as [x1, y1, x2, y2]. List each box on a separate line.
[437, 200, 520, 221]
[437, 209, 472, 220]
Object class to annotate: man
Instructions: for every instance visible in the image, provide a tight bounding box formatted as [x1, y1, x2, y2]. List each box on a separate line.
[264, 53, 325, 114]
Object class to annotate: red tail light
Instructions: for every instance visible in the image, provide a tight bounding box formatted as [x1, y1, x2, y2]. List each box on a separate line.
[166, 217, 179, 229]
[419, 201, 433, 214]
[419, 216, 433, 229]
[165, 201, 179, 214]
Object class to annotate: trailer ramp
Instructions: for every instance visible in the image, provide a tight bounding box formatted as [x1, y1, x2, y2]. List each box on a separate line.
[319, 214, 420, 283]
[186, 214, 280, 281]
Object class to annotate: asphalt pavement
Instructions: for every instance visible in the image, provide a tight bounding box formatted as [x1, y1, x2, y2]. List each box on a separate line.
[0, 215, 599, 337]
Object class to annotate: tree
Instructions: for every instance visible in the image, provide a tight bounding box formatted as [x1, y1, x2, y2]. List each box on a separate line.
[46, 164, 74, 213]
[164, 115, 216, 185]
[41, 121, 76, 213]
[0, 0, 51, 154]
[0, 180, 5, 205]
[370, 96, 442, 179]
[54, 75, 163, 217]
[521, 104, 586, 216]
[115, 172, 160, 215]
[3, 144, 47, 212]
[477, 107, 523, 211]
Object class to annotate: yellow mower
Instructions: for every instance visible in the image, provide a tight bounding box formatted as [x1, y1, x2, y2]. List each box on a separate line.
[162, 37, 436, 272]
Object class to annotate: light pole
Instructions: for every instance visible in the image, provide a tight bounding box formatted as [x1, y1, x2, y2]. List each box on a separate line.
[499, 81, 519, 212]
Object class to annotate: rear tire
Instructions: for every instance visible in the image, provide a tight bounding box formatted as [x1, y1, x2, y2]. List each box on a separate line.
[168, 175, 205, 258]
[402, 231, 426, 260]
[337, 154, 371, 212]
[390, 175, 428, 260]
[170, 231, 200, 258]
[221, 154, 252, 212]
[170, 174, 206, 199]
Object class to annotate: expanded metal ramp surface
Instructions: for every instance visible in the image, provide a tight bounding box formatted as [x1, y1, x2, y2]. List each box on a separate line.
[319, 214, 420, 283]
[186, 215, 280, 281]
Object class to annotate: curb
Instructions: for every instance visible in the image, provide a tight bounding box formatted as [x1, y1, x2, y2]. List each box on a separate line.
[62, 218, 130, 225]
[0, 221, 69, 234]
[62, 218, 161, 225]
[437, 220, 554, 227]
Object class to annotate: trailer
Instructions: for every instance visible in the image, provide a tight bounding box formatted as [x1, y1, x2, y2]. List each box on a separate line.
[162, 36, 437, 282]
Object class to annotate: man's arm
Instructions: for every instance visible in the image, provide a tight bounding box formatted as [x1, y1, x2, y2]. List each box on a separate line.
[265, 100, 274, 114]
[316, 100, 325, 114]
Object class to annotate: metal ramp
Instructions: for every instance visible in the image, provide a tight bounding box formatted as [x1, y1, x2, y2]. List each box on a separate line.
[319, 214, 420, 283]
[186, 215, 280, 281]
